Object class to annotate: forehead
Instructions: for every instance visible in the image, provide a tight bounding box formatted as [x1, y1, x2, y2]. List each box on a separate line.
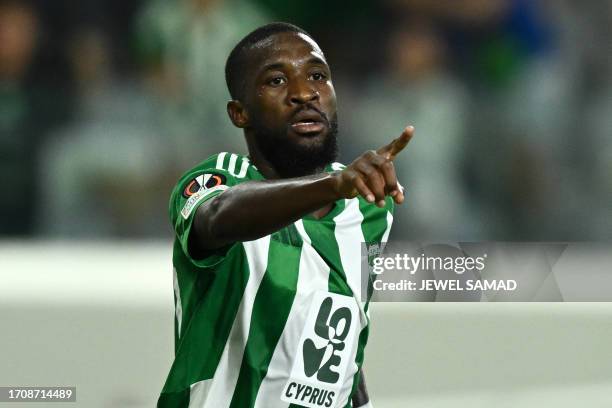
[247, 32, 327, 70]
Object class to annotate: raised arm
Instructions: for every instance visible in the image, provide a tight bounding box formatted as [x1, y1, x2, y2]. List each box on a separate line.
[190, 127, 414, 253]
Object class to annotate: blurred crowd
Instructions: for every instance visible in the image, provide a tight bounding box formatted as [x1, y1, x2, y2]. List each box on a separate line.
[1, 0, 611, 240]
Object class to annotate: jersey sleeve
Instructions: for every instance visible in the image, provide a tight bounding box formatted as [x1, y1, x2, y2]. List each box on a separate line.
[168, 155, 243, 268]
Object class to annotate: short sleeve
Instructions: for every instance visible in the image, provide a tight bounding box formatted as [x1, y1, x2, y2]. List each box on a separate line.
[169, 158, 243, 268]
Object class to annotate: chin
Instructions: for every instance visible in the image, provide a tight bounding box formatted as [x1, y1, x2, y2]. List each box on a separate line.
[289, 128, 329, 146]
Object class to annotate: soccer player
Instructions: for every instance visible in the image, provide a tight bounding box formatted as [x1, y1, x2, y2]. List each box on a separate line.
[158, 22, 414, 408]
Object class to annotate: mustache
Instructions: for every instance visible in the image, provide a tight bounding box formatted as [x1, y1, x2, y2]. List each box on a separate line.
[291, 104, 330, 126]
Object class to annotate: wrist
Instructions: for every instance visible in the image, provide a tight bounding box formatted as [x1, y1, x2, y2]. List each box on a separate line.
[325, 171, 345, 201]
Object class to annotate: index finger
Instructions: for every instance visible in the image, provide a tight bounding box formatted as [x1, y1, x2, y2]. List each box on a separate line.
[376, 126, 415, 160]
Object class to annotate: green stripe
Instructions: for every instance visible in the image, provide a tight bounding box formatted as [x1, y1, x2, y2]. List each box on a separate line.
[173, 293, 179, 354]
[161, 243, 251, 394]
[303, 199, 352, 296]
[343, 324, 370, 408]
[228, 238, 303, 408]
[172, 242, 217, 353]
[157, 388, 189, 408]
[359, 197, 392, 248]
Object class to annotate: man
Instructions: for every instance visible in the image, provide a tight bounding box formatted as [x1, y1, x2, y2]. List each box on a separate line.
[158, 22, 414, 408]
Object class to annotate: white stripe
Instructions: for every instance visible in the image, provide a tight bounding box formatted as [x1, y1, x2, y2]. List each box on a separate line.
[188, 236, 271, 408]
[227, 154, 250, 178]
[228, 154, 238, 175]
[333, 198, 366, 304]
[235, 158, 250, 178]
[253, 221, 330, 408]
[189, 379, 213, 407]
[173, 267, 183, 337]
[294, 220, 313, 246]
[381, 211, 393, 244]
[215, 152, 227, 170]
[333, 198, 368, 408]
[331, 162, 346, 171]
[202, 174, 211, 186]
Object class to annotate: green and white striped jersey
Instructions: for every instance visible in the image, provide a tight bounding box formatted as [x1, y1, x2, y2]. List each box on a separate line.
[159, 152, 394, 408]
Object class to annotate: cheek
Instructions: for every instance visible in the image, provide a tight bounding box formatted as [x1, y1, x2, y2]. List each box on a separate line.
[321, 82, 337, 110]
[253, 93, 287, 126]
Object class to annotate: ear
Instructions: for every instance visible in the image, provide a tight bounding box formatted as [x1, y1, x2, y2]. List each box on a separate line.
[227, 100, 249, 128]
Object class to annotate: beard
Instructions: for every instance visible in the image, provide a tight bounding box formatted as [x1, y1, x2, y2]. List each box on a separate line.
[250, 112, 339, 178]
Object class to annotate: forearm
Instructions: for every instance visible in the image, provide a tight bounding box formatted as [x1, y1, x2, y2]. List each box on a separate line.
[193, 172, 340, 249]
[191, 127, 413, 252]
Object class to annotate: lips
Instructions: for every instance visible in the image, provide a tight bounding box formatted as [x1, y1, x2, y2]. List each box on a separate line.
[291, 121, 325, 134]
[290, 109, 327, 135]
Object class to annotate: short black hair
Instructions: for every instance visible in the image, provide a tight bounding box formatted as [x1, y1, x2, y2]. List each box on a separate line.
[225, 22, 314, 101]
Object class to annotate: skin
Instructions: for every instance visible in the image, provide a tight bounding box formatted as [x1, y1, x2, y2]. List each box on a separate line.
[230, 32, 339, 180]
[190, 31, 414, 406]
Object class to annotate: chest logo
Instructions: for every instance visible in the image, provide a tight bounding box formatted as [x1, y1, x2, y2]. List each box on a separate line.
[303, 296, 352, 383]
[281, 291, 359, 408]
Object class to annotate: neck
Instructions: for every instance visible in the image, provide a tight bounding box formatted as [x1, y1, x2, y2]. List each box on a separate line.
[244, 131, 334, 219]
[245, 132, 281, 179]
[245, 131, 327, 179]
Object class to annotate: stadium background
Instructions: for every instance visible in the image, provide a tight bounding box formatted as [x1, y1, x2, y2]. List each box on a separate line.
[1, 0, 611, 406]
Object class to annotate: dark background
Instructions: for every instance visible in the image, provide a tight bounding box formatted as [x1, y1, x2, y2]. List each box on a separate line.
[2, 0, 611, 241]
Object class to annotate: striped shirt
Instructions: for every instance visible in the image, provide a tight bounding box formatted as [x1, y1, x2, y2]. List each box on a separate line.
[158, 152, 394, 408]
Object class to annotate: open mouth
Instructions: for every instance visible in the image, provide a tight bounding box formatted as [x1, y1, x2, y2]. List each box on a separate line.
[290, 110, 327, 135]
[291, 120, 326, 134]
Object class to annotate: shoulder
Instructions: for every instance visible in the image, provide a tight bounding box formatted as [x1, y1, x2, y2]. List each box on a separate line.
[168, 152, 255, 222]
[169, 152, 262, 207]
[174, 152, 257, 189]
[187, 152, 246, 175]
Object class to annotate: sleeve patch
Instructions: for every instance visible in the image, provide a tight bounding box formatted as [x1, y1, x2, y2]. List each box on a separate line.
[180, 185, 228, 220]
[183, 173, 227, 198]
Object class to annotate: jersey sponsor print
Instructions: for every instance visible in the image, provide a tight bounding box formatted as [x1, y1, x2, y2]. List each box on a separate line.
[281, 291, 359, 408]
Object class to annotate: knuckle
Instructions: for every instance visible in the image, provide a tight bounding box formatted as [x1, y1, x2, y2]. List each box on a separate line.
[364, 150, 376, 160]
[360, 164, 374, 176]
[371, 168, 384, 180]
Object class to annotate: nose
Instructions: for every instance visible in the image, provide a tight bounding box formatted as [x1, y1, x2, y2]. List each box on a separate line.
[288, 79, 319, 105]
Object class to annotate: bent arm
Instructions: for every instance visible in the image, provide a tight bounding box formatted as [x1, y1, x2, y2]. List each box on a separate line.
[191, 173, 340, 252]
[190, 126, 413, 254]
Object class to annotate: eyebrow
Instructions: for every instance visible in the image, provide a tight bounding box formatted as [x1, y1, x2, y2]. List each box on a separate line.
[260, 62, 285, 73]
[259, 56, 329, 74]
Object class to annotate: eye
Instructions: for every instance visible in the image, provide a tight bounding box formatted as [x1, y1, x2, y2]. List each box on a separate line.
[268, 76, 286, 86]
[310, 72, 327, 81]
